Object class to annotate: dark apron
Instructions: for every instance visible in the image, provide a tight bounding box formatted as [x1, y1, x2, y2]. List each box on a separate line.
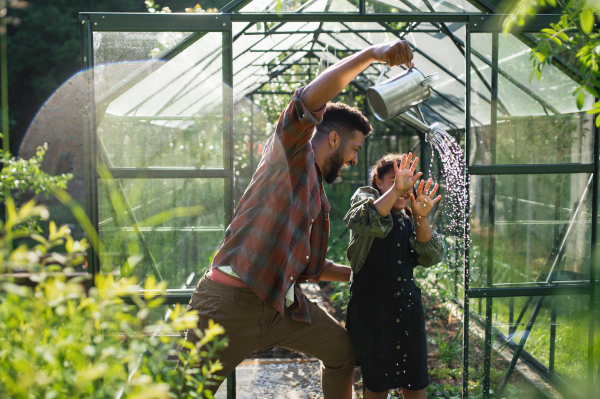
[346, 212, 429, 392]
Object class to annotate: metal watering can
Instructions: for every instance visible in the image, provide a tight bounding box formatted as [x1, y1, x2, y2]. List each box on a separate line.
[367, 67, 440, 140]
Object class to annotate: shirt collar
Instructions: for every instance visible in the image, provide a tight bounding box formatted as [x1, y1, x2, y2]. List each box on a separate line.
[310, 142, 323, 179]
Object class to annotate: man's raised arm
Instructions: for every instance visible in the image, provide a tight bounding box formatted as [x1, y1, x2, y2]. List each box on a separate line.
[299, 41, 414, 112]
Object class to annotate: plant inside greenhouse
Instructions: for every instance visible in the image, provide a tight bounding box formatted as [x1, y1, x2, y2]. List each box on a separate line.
[1, 0, 600, 398]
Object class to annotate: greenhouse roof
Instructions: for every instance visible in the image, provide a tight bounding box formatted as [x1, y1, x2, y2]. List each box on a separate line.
[93, 0, 588, 133]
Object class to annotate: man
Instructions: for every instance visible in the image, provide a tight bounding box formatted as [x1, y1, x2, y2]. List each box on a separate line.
[185, 41, 414, 398]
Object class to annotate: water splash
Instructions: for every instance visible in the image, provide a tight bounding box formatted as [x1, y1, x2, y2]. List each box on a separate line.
[427, 129, 470, 254]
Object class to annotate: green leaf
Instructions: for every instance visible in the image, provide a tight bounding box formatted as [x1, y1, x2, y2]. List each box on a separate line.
[535, 52, 546, 62]
[581, 8, 594, 34]
[589, 78, 600, 89]
[577, 91, 585, 110]
[585, 85, 600, 98]
[556, 31, 570, 41]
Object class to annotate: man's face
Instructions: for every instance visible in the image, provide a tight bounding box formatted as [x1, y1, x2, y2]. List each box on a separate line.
[323, 130, 365, 184]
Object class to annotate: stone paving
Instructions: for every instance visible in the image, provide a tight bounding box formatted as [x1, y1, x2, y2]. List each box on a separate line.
[214, 361, 324, 399]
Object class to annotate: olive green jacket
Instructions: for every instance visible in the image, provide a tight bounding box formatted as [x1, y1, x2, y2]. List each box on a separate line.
[344, 186, 444, 275]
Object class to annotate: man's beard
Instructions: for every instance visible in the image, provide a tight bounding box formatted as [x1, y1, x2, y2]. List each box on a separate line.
[323, 144, 345, 184]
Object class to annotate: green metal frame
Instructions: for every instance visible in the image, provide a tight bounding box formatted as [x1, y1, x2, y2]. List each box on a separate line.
[79, 7, 598, 399]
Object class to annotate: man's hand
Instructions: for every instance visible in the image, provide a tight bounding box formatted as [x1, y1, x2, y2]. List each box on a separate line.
[393, 152, 422, 195]
[371, 41, 413, 67]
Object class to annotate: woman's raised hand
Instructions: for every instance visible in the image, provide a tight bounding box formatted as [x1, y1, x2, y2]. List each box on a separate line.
[410, 178, 442, 217]
[393, 153, 422, 195]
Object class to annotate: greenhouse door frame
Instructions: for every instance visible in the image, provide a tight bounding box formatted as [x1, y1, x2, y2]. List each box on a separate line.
[79, 11, 597, 399]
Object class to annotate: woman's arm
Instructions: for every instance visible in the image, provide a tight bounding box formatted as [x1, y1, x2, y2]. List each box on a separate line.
[344, 187, 393, 238]
[319, 263, 352, 282]
[414, 214, 433, 243]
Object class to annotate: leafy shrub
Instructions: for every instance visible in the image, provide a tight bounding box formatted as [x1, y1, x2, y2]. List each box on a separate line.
[0, 144, 72, 202]
[433, 323, 463, 369]
[0, 199, 227, 399]
[330, 281, 350, 312]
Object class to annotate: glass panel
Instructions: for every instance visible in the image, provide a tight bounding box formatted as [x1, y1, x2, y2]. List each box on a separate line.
[490, 296, 552, 368]
[93, 31, 191, 64]
[98, 178, 225, 290]
[93, 31, 226, 168]
[239, 0, 359, 13]
[232, 99, 272, 205]
[367, 0, 480, 12]
[93, 31, 193, 99]
[498, 34, 591, 116]
[467, 296, 556, 398]
[470, 33, 594, 165]
[98, 117, 224, 169]
[472, 113, 594, 165]
[483, 297, 551, 398]
[469, 295, 591, 398]
[552, 295, 590, 393]
[469, 174, 592, 288]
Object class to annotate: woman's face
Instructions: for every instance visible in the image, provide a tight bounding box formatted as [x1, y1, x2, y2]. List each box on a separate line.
[377, 169, 412, 211]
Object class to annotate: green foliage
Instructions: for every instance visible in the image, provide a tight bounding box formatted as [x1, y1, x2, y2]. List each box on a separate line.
[424, 384, 461, 399]
[504, 0, 600, 122]
[432, 323, 463, 369]
[329, 281, 350, 312]
[0, 144, 72, 202]
[145, 0, 219, 13]
[0, 199, 228, 398]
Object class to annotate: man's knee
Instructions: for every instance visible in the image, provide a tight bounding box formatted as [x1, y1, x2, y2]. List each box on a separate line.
[322, 351, 357, 371]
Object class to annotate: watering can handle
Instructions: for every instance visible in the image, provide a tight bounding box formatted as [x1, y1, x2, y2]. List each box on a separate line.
[376, 64, 387, 85]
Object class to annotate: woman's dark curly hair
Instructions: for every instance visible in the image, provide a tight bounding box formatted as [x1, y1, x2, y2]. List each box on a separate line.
[370, 153, 415, 214]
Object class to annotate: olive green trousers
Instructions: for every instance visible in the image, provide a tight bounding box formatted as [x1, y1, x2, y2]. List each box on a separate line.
[184, 273, 357, 398]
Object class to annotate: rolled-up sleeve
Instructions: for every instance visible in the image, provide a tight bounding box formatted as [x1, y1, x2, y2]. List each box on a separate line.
[344, 187, 393, 237]
[409, 231, 444, 267]
[276, 87, 326, 158]
[304, 259, 333, 283]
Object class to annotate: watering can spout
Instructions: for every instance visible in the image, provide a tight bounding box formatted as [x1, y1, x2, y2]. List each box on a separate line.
[396, 108, 440, 139]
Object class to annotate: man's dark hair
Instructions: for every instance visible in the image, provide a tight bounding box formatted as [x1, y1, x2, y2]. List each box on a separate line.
[315, 102, 372, 141]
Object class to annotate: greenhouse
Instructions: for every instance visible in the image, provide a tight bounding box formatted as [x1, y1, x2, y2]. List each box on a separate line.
[40, 0, 597, 397]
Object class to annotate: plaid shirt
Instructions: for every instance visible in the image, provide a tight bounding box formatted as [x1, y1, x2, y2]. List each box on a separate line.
[211, 87, 333, 325]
